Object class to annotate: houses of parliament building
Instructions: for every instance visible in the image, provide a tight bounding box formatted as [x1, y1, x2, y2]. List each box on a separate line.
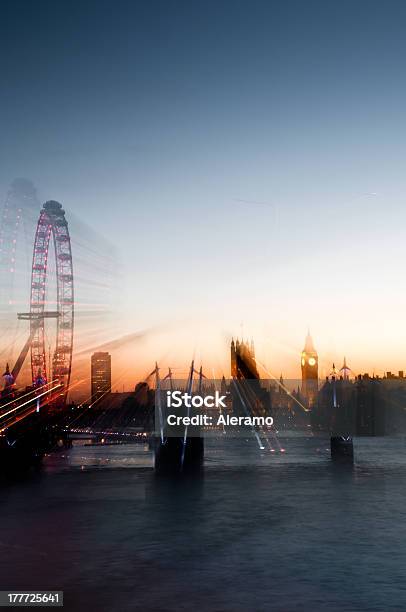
[230, 332, 319, 409]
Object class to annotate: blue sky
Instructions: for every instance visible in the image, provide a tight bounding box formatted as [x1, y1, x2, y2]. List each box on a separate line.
[1, 0, 406, 385]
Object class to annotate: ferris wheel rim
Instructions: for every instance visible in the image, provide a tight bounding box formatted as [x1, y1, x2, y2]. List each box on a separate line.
[29, 200, 74, 402]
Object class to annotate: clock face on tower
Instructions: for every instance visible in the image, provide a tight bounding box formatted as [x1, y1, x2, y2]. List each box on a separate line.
[301, 357, 305, 366]
[308, 357, 316, 366]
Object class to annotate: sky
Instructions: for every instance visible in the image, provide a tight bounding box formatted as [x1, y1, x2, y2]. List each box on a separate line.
[1, 0, 406, 395]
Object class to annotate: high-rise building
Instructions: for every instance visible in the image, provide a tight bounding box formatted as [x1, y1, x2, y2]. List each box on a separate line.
[301, 331, 318, 408]
[91, 352, 111, 403]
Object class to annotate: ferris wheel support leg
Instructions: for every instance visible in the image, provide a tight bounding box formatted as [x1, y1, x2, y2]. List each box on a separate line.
[10, 322, 39, 383]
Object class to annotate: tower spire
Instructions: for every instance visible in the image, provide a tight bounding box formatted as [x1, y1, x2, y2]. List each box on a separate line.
[304, 329, 315, 352]
[340, 356, 351, 380]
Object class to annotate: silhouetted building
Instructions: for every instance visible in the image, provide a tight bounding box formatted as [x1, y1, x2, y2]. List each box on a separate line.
[385, 371, 406, 380]
[356, 374, 385, 435]
[91, 352, 111, 403]
[315, 366, 385, 436]
[230, 338, 259, 379]
[230, 338, 272, 420]
[134, 381, 149, 405]
[301, 331, 318, 409]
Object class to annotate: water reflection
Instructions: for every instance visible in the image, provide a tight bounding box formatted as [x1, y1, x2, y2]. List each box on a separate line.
[2, 435, 406, 611]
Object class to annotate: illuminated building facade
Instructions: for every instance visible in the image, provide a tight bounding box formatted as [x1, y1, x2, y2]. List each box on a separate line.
[91, 352, 112, 403]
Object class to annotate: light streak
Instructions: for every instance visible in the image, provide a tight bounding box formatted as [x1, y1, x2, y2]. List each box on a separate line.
[0, 384, 62, 421]
[0, 378, 58, 411]
[231, 379, 264, 450]
[254, 357, 310, 413]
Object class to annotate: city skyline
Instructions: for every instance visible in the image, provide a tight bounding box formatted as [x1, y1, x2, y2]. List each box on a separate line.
[72, 331, 406, 403]
[1, 191, 406, 399]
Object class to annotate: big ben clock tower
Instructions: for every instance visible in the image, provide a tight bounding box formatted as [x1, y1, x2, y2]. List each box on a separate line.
[301, 330, 318, 409]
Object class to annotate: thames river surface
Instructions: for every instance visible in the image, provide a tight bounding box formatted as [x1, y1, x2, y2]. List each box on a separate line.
[2, 435, 406, 611]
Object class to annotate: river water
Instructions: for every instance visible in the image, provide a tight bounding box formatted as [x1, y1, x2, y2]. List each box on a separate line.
[2, 435, 406, 611]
